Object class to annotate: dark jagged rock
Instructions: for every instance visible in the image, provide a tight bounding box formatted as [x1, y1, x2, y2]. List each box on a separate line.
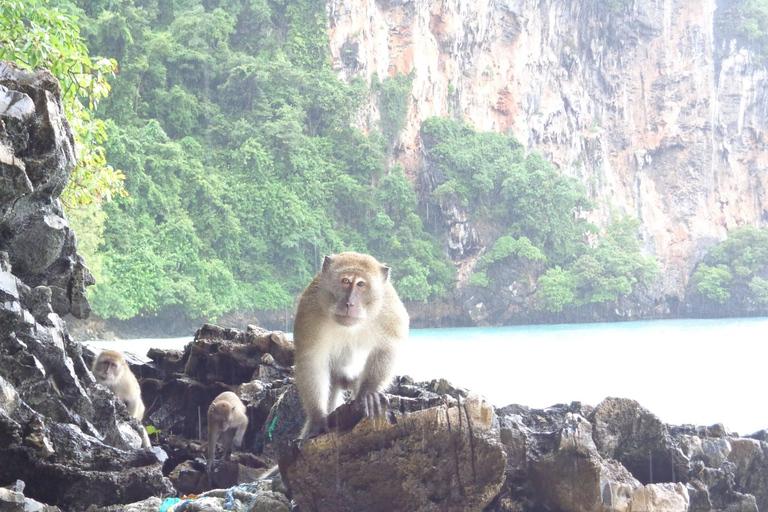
[0, 61, 93, 320]
[132, 323, 295, 494]
[493, 398, 768, 512]
[140, 323, 293, 444]
[0, 61, 171, 510]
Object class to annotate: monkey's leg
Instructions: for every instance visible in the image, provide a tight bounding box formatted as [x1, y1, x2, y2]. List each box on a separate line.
[221, 429, 237, 460]
[328, 375, 348, 413]
[295, 357, 331, 438]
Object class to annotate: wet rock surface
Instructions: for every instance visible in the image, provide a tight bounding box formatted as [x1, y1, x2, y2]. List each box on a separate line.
[0, 61, 93, 320]
[0, 61, 171, 510]
[280, 391, 506, 512]
[494, 398, 768, 512]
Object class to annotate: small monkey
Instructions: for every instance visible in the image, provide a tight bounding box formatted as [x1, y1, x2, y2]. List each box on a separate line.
[92, 349, 150, 448]
[293, 251, 409, 439]
[206, 391, 248, 474]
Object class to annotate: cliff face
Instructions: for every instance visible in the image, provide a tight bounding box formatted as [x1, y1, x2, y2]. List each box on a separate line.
[327, 0, 768, 299]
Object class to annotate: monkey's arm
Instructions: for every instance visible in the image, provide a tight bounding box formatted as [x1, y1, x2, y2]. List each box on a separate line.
[354, 344, 397, 418]
[125, 399, 145, 421]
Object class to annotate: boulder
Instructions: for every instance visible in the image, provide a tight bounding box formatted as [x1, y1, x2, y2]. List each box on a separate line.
[280, 392, 506, 512]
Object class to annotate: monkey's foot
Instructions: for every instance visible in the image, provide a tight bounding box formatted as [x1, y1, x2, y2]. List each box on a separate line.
[356, 392, 389, 419]
[302, 420, 328, 441]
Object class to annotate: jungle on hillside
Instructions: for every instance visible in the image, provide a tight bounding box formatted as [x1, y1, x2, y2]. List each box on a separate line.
[1, 0, 766, 330]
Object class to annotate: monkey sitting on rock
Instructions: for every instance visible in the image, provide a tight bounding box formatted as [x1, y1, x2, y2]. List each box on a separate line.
[91, 349, 151, 448]
[293, 251, 410, 439]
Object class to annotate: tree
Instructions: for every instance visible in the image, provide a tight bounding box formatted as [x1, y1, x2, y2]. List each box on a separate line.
[0, 0, 123, 207]
[690, 225, 768, 311]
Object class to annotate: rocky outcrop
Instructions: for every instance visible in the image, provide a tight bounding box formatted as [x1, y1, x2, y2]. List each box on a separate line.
[496, 398, 768, 512]
[0, 61, 171, 510]
[0, 61, 93, 319]
[327, 0, 768, 302]
[84, 323, 768, 512]
[110, 323, 296, 492]
[280, 390, 505, 512]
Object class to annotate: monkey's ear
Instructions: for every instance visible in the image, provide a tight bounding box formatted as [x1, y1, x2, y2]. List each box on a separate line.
[322, 255, 334, 273]
[381, 265, 391, 282]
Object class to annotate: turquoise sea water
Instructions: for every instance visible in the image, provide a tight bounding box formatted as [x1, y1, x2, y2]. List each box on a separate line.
[85, 317, 768, 435]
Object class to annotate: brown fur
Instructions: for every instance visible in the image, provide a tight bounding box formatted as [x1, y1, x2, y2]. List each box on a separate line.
[293, 252, 409, 438]
[206, 391, 248, 473]
[92, 349, 150, 448]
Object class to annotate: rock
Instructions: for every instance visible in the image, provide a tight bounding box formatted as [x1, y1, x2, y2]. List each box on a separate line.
[492, 398, 768, 512]
[140, 324, 292, 445]
[0, 62, 169, 511]
[629, 483, 689, 512]
[168, 460, 208, 495]
[280, 393, 505, 512]
[727, 438, 768, 512]
[86, 496, 164, 512]
[590, 397, 679, 484]
[0, 62, 92, 320]
[530, 413, 641, 512]
[248, 491, 291, 512]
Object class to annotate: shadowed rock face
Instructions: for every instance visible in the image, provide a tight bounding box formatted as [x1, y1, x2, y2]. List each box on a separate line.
[0, 61, 171, 510]
[0, 61, 93, 320]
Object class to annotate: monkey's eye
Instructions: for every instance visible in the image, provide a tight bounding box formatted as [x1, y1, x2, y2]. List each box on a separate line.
[356, 281, 366, 287]
[341, 277, 351, 284]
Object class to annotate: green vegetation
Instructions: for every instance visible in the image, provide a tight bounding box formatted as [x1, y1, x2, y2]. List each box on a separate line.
[422, 117, 658, 312]
[422, 117, 592, 266]
[715, 0, 768, 62]
[691, 226, 768, 310]
[0, 0, 123, 207]
[1, 0, 661, 324]
[14, 0, 453, 321]
[537, 217, 658, 312]
[373, 71, 414, 146]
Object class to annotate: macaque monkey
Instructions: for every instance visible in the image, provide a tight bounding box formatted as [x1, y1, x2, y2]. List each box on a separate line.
[92, 349, 151, 448]
[293, 251, 409, 439]
[206, 391, 248, 474]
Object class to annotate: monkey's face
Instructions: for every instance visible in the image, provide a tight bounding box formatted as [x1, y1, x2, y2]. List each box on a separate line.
[330, 272, 378, 327]
[94, 356, 124, 385]
[210, 402, 236, 429]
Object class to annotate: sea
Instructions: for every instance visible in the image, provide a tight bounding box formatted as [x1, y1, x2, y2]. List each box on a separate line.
[84, 316, 768, 435]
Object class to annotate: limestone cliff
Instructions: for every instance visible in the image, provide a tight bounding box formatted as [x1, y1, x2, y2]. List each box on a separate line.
[327, 0, 768, 300]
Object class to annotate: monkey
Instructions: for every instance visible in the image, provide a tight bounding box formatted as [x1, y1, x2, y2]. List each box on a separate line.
[206, 391, 248, 476]
[293, 251, 409, 439]
[91, 349, 151, 448]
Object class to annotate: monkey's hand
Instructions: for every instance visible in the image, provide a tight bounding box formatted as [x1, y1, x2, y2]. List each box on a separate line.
[355, 391, 390, 419]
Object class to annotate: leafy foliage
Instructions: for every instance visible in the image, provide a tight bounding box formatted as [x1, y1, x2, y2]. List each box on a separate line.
[422, 117, 657, 312]
[536, 217, 658, 312]
[422, 117, 593, 266]
[691, 226, 768, 310]
[715, 0, 768, 63]
[373, 72, 414, 145]
[52, 0, 452, 321]
[0, 0, 123, 206]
